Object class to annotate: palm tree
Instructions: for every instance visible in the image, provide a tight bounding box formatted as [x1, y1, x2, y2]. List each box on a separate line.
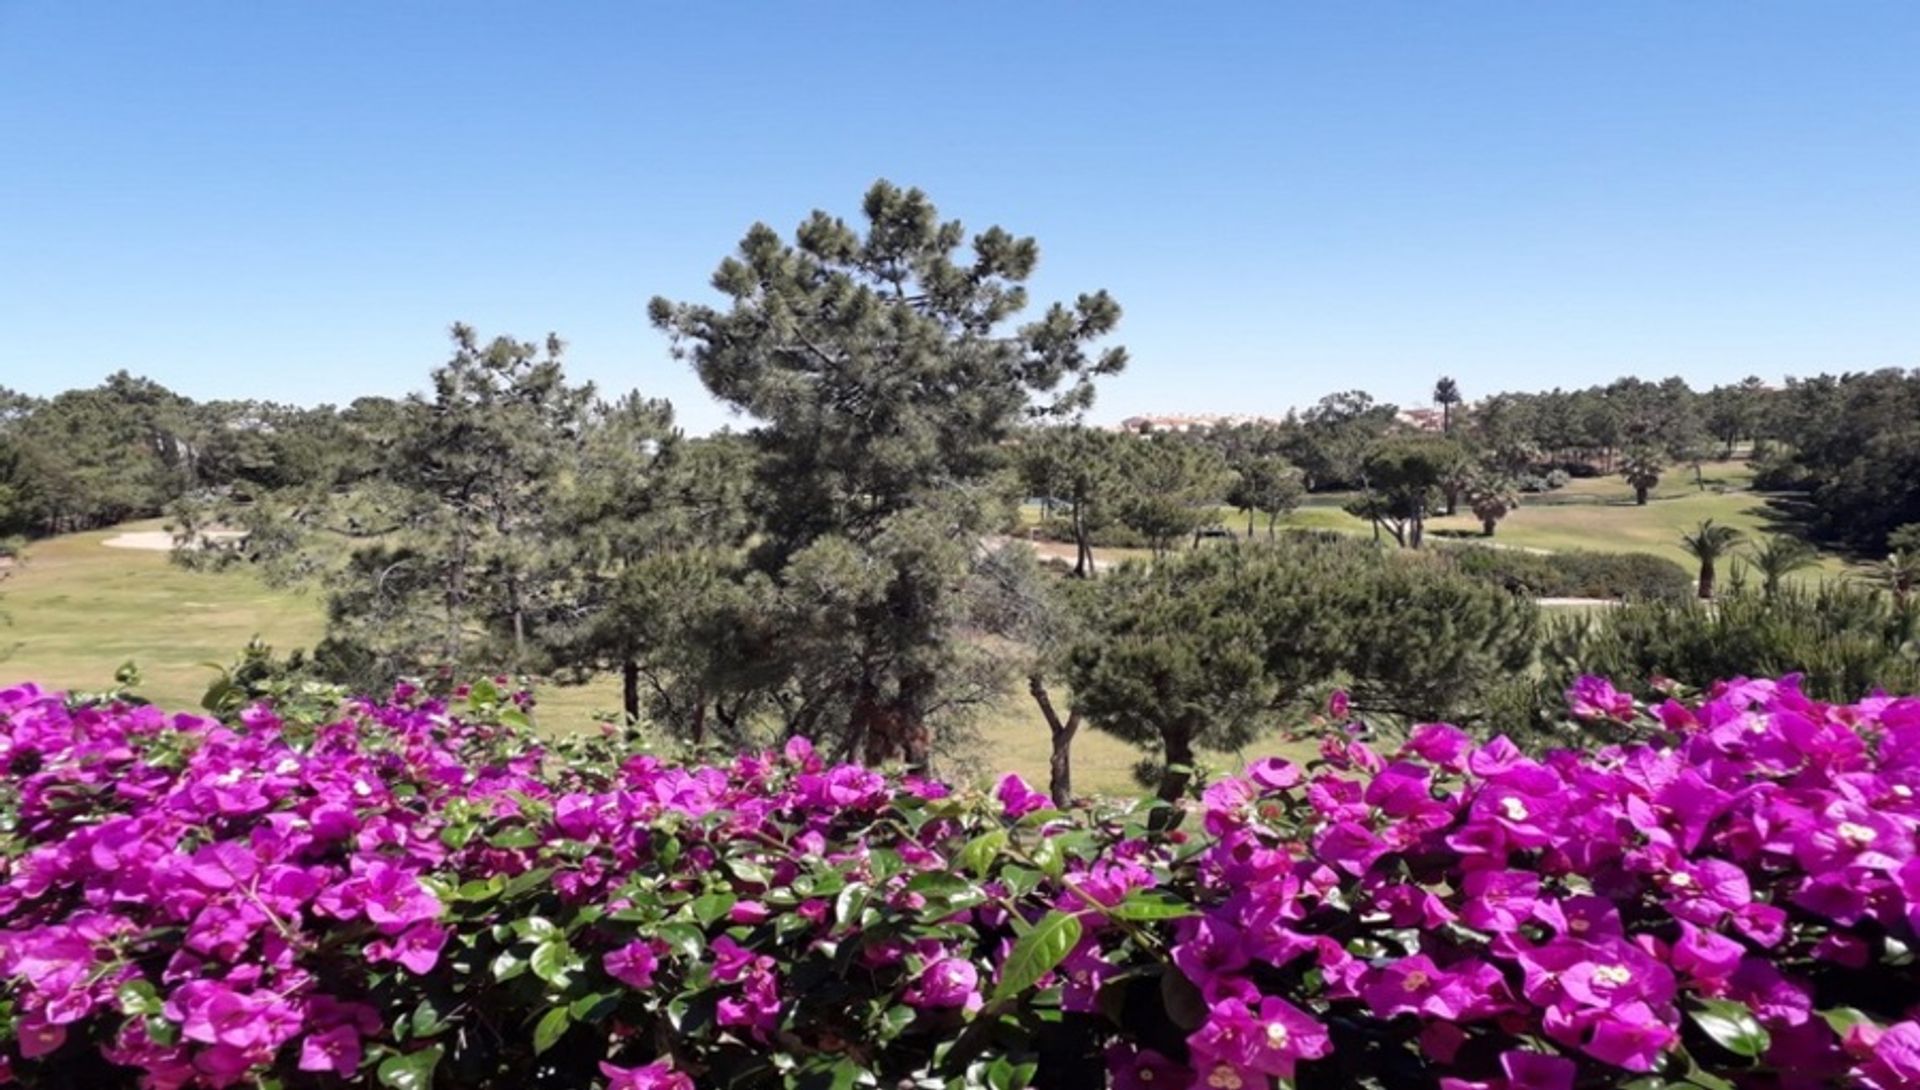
[1868, 549, 1920, 608]
[1679, 519, 1746, 599]
[1433, 376, 1462, 434]
[1619, 448, 1664, 506]
[1467, 476, 1521, 537]
[1748, 534, 1819, 598]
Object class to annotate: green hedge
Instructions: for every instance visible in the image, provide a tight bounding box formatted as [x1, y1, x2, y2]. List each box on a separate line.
[1440, 544, 1693, 601]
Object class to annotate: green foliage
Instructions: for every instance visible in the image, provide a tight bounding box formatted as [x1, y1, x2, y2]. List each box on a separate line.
[1619, 447, 1665, 506]
[1531, 582, 1920, 722]
[1016, 425, 1135, 576]
[1224, 451, 1305, 538]
[1678, 518, 1746, 599]
[650, 181, 1126, 767]
[1069, 539, 1540, 795]
[1439, 545, 1693, 602]
[1113, 437, 1232, 555]
[1747, 533, 1819, 597]
[1764, 369, 1920, 554]
[1464, 474, 1521, 536]
[1346, 436, 1466, 548]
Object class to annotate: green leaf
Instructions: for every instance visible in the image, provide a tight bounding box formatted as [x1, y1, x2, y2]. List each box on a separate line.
[999, 865, 1042, 898]
[987, 1057, 1036, 1090]
[655, 921, 706, 960]
[1691, 998, 1770, 1058]
[960, 829, 1008, 877]
[500, 867, 556, 899]
[727, 858, 773, 886]
[1818, 1007, 1876, 1037]
[491, 949, 529, 982]
[117, 979, 162, 1016]
[530, 939, 577, 986]
[1105, 891, 1195, 921]
[993, 910, 1083, 1000]
[377, 1046, 443, 1090]
[690, 891, 737, 926]
[410, 999, 449, 1038]
[513, 916, 561, 941]
[569, 991, 619, 1022]
[455, 876, 503, 902]
[834, 882, 869, 926]
[905, 871, 975, 897]
[145, 1014, 180, 1047]
[532, 1006, 571, 1055]
[1030, 836, 1065, 881]
[655, 834, 682, 868]
[490, 827, 541, 850]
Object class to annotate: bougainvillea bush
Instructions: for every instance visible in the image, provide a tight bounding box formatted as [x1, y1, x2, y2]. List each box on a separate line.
[2, 675, 1919, 1089]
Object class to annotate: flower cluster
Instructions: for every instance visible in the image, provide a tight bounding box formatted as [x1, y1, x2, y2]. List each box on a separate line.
[0, 674, 1917, 1090]
[1148, 675, 1920, 1090]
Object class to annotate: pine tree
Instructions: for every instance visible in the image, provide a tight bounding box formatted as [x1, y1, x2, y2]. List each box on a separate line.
[651, 181, 1126, 769]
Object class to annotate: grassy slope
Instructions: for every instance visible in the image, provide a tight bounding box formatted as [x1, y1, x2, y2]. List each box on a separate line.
[2, 521, 327, 707]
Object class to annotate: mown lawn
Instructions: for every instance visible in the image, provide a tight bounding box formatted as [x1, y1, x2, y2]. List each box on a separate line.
[1232, 459, 1852, 580]
[1, 521, 326, 707]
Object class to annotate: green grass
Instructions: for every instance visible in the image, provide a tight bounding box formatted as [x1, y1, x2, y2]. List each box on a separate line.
[1199, 459, 1854, 582]
[1, 520, 328, 707]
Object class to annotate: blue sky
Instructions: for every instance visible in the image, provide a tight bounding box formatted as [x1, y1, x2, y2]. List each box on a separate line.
[3, 3, 1917, 432]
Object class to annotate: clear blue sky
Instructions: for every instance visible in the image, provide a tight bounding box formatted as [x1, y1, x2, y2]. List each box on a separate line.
[4, 3, 1917, 432]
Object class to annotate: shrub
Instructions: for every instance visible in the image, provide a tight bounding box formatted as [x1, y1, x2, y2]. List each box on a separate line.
[4, 678, 1920, 1089]
[1537, 582, 1920, 710]
[1442, 545, 1694, 602]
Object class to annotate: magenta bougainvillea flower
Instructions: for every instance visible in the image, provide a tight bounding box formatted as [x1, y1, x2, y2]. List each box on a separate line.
[2, 674, 1918, 1088]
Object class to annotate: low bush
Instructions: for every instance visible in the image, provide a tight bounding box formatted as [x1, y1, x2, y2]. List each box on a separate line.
[1442, 545, 1694, 602]
[1539, 582, 1920, 704]
[3, 677, 1919, 1089]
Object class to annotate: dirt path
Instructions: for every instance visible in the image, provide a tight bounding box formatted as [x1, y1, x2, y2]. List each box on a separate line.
[102, 529, 243, 551]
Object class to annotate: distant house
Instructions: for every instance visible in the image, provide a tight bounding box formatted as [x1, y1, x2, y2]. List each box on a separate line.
[1395, 407, 1447, 433]
[1115, 413, 1287, 434]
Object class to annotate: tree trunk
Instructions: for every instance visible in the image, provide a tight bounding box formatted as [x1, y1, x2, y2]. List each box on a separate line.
[1444, 484, 1459, 516]
[1482, 517, 1497, 537]
[1153, 726, 1196, 828]
[1157, 727, 1195, 801]
[1071, 502, 1091, 578]
[446, 520, 470, 662]
[1245, 509, 1254, 537]
[1029, 675, 1079, 808]
[856, 672, 934, 775]
[509, 575, 527, 668]
[1698, 560, 1715, 600]
[1267, 511, 1278, 540]
[1635, 485, 1649, 506]
[621, 658, 641, 725]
